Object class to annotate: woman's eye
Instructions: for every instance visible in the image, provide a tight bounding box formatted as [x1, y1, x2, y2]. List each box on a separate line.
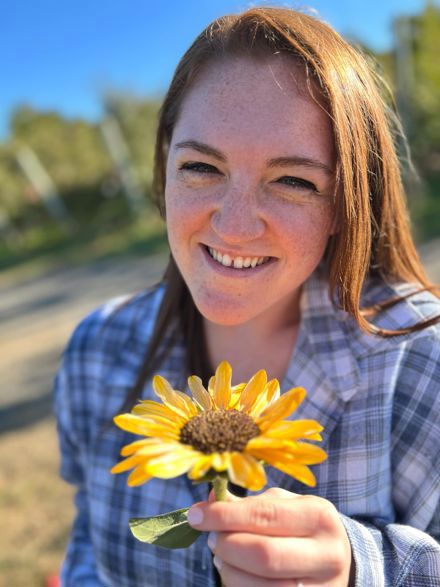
[276, 176, 318, 193]
[179, 161, 220, 174]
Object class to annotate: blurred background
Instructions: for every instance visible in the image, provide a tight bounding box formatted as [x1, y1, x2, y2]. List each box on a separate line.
[0, 1, 439, 585]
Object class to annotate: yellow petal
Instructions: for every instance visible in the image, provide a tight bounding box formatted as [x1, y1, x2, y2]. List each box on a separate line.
[132, 400, 186, 424]
[120, 438, 162, 456]
[213, 361, 232, 409]
[229, 452, 267, 491]
[211, 452, 231, 472]
[229, 383, 246, 409]
[113, 414, 180, 440]
[306, 432, 323, 441]
[127, 464, 152, 486]
[188, 376, 213, 411]
[137, 442, 178, 458]
[188, 455, 215, 480]
[246, 437, 291, 451]
[247, 442, 327, 466]
[208, 375, 216, 394]
[130, 411, 184, 429]
[238, 370, 268, 413]
[262, 420, 324, 441]
[288, 442, 328, 464]
[248, 379, 280, 418]
[256, 387, 307, 430]
[146, 448, 200, 479]
[246, 446, 320, 487]
[152, 375, 198, 418]
[265, 379, 281, 404]
[111, 455, 143, 474]
[270, 460, 317, 487]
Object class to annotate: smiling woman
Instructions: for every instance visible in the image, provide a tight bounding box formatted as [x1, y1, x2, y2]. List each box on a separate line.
[54, 5, 440, 587]
[165, 56, 337, 337]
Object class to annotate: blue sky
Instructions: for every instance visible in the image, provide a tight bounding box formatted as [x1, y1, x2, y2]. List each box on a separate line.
[0, 0, 436, 139]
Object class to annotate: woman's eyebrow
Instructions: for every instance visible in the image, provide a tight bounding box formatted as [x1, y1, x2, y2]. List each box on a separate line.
[174, 140, 333, 176]
[267, 156, 334, 176]
[174, 140, 226, 162]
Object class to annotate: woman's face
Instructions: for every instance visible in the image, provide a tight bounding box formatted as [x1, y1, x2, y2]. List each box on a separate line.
[165, 56, 338, 327]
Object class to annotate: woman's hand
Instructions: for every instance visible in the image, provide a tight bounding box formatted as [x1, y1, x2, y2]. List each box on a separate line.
[188, 487, 353, 587]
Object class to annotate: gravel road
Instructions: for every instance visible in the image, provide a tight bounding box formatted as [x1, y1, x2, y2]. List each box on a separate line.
[1, 241, 439, 432]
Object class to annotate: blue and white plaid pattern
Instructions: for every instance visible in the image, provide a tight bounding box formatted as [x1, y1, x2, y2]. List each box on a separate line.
[54, 271, 440, 586]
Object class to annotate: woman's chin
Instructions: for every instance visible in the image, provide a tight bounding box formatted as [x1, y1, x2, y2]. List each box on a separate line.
[193, 296, 258, 327]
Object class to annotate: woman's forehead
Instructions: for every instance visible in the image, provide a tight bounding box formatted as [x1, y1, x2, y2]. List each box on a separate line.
[172, 56, 334, 164]
[180, 55, 318, 111]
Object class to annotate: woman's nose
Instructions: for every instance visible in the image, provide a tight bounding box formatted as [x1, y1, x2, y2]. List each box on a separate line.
[210, 186, 266, 243]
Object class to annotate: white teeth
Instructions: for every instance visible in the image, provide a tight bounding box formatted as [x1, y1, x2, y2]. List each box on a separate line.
[207, 247, 270, 269]
[222, 254, 232, 267]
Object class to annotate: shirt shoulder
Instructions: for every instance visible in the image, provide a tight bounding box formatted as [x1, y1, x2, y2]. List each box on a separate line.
[63, 283, 166, 362]
[299, 272, 440, 401]
[363, 277, 440, 333]
[344, 278, 440, 359]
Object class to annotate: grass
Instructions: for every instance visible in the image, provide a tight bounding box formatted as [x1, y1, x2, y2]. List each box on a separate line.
[0, 418, 74, 587]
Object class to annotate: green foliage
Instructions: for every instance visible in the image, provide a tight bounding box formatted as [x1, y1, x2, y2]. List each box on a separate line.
[410, 2, 440, 163]
[129, 508, 202, 549]
[10, 105, 112, 188]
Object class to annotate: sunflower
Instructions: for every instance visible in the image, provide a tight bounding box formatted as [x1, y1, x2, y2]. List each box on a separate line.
[111, 361, 327, 491]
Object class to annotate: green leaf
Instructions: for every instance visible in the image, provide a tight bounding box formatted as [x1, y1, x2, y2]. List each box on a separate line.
[129, 507, 202, 549]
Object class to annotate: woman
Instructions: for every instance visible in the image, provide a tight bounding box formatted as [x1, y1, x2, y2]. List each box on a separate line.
[55, 6, 440, 586]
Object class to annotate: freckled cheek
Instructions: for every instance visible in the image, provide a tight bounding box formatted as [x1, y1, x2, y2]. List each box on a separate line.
[274, 207, 334, 259]
[165, 188, 210, 255]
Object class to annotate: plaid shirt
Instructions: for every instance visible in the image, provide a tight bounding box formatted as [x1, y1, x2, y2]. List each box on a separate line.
[54, 270, 440, 586]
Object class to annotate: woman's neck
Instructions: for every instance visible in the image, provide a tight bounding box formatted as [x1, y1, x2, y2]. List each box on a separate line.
[203, 291, 301, 384]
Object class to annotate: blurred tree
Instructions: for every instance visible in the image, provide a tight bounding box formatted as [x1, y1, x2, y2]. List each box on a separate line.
[0, 144, 28, 217]
[409, 1, 440, 172]
[373, 1, 440, 240]
[103, 94, 160, 191]
[10, 105, 112, 189]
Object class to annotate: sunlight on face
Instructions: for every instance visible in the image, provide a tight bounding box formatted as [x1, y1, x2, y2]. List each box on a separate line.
[165, 56, 337, 327]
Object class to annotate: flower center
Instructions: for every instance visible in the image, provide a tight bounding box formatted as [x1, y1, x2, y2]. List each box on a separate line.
[179, 409, 260, 454]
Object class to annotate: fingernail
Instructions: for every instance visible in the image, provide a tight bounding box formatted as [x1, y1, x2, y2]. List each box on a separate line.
[207, 531, 218, 551]
[213, 555, 223, 570]
[187, 506, 204, 526]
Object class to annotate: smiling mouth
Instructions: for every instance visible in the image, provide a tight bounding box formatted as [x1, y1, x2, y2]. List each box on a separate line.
[205, 246, 272, 269]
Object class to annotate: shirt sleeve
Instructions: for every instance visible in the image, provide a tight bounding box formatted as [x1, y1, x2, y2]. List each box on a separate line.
[54, 353, 105, 586]
[341, 515, 440, 586]
[343, 333, 440, 586]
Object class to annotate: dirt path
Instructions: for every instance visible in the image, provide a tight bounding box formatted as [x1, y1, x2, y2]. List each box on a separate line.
[0, 254, 167, 431]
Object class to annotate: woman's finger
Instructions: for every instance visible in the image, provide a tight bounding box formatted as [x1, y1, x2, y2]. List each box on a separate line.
[188, 494, 331, 537]
[214, 555, 309, 587]
[210, 531, 327, 580]
[208, 486, 297, 504]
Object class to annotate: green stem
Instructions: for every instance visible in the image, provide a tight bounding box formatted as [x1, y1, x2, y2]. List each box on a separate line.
[212, 476, 228, 587]
[213, 476, 228, 501]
